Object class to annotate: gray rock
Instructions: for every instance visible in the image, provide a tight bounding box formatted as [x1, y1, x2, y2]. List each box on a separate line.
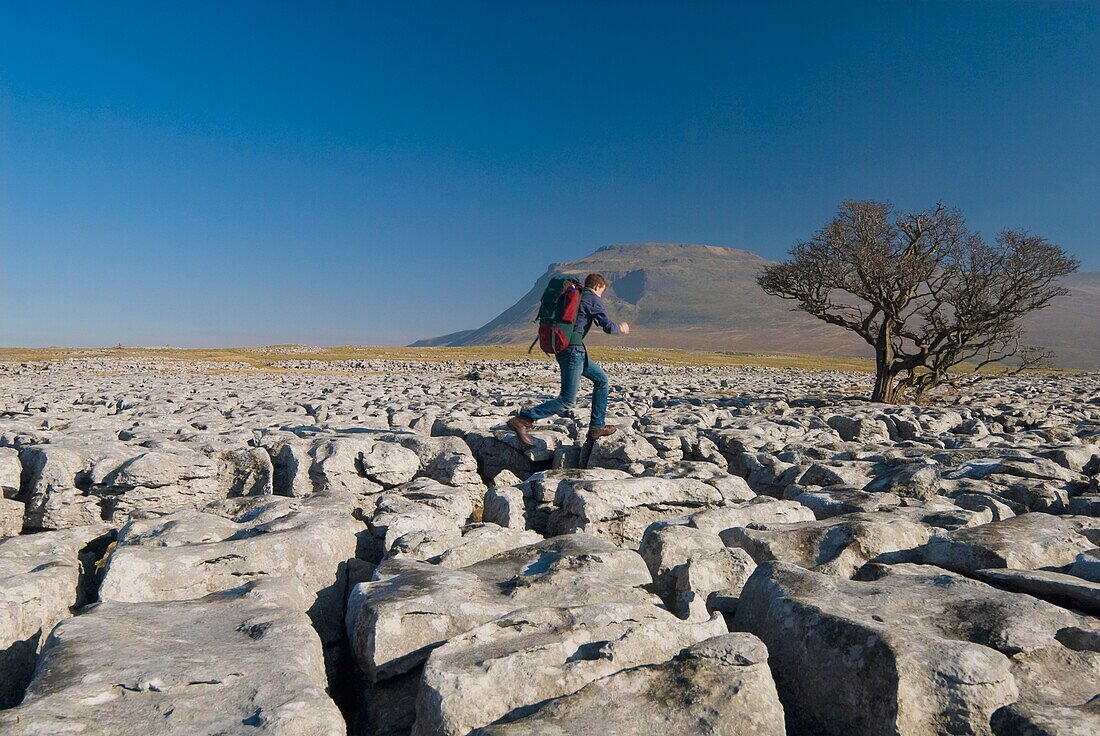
[646, 461, 755, 502]
[375, 525, 463, 563]
[922, 514, 1100, 575]
[0, 447, 20, 498]
[864, 461, 941, 499]
[472, 633, 785, 736]
[826, 414, 890, 443]
[436, 417, 567, 479]
[552, 445, 582, 469]
[414, 603, 727, 736]
[548, 476, 724, 546]
[309, 437, 385, 495]
[0, 524, 113, 708]
[740, 452, 804, 496]
[638, 523, 725, 604]
[482, 484, 528, 529]
[93, 445, 239, 522]
[860, 563, 1100, 736]
[991, 698, 1100, 736]
[272, 439, 315, 496]
[368, 478, 475, 556]
[0, 497, 23, 537]
[519, 468, 630, 505]
[735, 562, 1023, 736]
[17, 444, 104, 529]
[798, 461, 874, 488]
[354, 665, 422, 736]
[945, 456, 1087, 485]
[1069, 548, 1100, 583]
[586, 431, 659, 470]
[952, 490, 1018, 521]
[1068, 493, 1100, 516]
[9, 350, 1100, 734]
[672, 547, 757, 620]
[722, 512, 934, 578]
[0, 577, 344, 735]
[791, 486, 901, 519]
[347, 558, 516, 682]
[396, 434, 482, 488]
[219, 446, 275, 497]
[996, 478, 1075, 513]
[975, 567, 1100, 614]
[687, 497, 816, 534]
[430, 524, 542, 568]
[1040, 444, 1100, 474]
[99, 494, 364, 645]
[359, 441, 421, 488]
[490, 469, 522, 487]
[346, 534, 655, 682]
[102, 446, 220, 489]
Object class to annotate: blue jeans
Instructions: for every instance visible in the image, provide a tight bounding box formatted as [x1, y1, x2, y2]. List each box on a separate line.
[521, 348, 609, 429]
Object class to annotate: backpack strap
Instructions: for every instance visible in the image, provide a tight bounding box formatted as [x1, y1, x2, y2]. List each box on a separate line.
[565, 288, 591, 349]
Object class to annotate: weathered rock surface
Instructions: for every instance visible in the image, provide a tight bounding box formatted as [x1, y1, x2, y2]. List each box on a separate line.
[472, 633, 785, 736]
[737, 561, 1100, 736]
[721, 511, 936, 578]
[639, 523, 725, 602]
[0, 448, 21, 498]
[923, 514, 1100, 574]
[673, 546, 757, 619]
[414, 603, 727, 736]
[347, 534, 654, 681]
[975, 567, 1100, 615]
[428, 524, 541, 568]
[0, 577, 345, 735]
[367, 478, 476, 558]
[790, 485, 902, 518]
[5, 354, 1100, 734]
[547, 476, 725, 545]
[16, 444, 106, 529]
[1070, 548, 1100, 583]
[100, 494, 364, 644]
[0, 524, 112, 708]
[481, 483, 527, 529]
[687, 496, 816, 533]
[0, 497, 23, 537]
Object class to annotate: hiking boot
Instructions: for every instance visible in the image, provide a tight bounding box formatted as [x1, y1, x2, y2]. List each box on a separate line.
[586, 426, 618, 440]
[507, 415, 535, 447]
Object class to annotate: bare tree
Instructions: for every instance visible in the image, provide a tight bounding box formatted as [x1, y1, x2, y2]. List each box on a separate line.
[758, 200, 1079, 403]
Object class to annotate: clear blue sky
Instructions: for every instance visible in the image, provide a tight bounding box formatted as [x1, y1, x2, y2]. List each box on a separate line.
[2, 1, 1097, 346]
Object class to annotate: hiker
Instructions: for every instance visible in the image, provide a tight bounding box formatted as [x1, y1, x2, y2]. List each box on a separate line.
[508, 273, 629, 446]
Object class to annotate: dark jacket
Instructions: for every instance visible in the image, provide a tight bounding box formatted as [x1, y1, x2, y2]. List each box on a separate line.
[569, 290, 621, 346]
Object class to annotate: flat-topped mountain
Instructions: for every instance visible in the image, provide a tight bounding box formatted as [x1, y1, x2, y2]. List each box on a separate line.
[413, 243, 1100, 369]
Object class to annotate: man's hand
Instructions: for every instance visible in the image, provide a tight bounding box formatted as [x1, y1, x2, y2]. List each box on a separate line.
[620, 322, 630, 335]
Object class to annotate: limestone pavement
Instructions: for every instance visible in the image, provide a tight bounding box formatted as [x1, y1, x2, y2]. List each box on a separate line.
[0, 355, 1098, 735]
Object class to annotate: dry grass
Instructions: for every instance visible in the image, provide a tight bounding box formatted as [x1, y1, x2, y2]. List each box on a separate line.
[0, 344, 877, 372]
[0, 344, 1072, 377]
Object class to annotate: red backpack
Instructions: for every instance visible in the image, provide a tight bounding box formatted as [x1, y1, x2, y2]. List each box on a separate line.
[528, 276, 585, 355]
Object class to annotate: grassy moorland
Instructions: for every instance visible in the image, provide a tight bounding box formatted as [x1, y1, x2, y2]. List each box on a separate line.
[1, 345, 1077, 381]
[0, 344, 878, 372]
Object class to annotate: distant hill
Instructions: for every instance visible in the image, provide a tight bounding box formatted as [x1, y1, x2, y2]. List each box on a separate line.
[1020, 271, 1100, 370]
[412, 243, 1100, 370]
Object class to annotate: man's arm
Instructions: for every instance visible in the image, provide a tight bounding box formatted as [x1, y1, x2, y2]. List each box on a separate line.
[588, 294, 623, 334]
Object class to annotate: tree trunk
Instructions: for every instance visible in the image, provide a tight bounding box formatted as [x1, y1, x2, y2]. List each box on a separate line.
[872, 323, 897, 403]
[872, 367, 897, 403]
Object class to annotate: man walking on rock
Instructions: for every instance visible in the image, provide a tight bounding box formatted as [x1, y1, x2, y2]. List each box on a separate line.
[508, 273, 629, 446]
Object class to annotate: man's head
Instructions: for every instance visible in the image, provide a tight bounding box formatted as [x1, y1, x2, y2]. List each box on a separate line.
[584, 273, 609, 296]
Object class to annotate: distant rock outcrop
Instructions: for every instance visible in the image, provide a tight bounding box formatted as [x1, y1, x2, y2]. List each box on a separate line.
[412, 243, 1100, 369]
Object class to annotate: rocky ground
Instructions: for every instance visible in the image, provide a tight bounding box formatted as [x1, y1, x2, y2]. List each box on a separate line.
[0, 355, 1098, 735]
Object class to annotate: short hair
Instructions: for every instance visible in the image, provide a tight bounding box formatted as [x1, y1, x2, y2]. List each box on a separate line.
[584, 273, 608, 290]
